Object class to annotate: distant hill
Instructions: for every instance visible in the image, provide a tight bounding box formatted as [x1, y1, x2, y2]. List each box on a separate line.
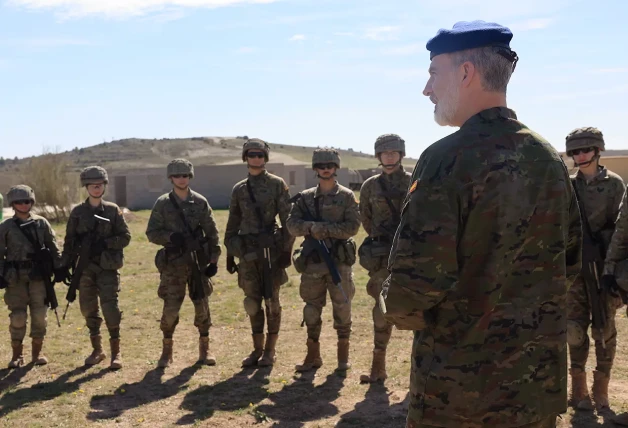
[0, 137, 419, 174]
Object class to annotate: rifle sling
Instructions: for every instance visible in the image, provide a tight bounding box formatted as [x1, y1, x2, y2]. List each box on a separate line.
[168, 192, 197, 237]
[377, 175, 401, 225]
[245, 179, 267, 233]
[14, 219, 44, 253]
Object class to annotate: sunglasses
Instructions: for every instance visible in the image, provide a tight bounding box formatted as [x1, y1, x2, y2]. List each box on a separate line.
[570, 147, 595, 156]
[247, 152, 265, 159]
[171, 174, 190, 179]
[315, 163, 336, 170]
[13, 200, 32, 205]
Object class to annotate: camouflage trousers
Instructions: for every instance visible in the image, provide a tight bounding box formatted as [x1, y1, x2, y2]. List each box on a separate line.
[158, 263, 212, 339]
[3, 268, 47, 342]
[300, 263, 355, 341]
[366, 268, 393, 350]
[79, 263, 122, 339]
[568, 276, 619, 376]
[409, 415, 558, 428]
[237, 259, 287, 335]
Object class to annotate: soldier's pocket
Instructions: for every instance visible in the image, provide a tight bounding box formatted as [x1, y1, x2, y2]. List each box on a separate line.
[100, 250, 124, 270]
[292, 248, 307, 274]
[154, 248, 166, 273]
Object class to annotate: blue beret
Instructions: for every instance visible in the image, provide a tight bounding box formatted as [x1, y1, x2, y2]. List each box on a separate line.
[426, 20, 514, 60]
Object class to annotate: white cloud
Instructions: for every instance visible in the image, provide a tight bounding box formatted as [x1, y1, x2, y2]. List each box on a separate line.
[382, 43, 422, 56]
[7, 0, 280, 19]
[363, 26, 400, 41]
[289, 34, 306, 41]
[508, 18, 554, 32]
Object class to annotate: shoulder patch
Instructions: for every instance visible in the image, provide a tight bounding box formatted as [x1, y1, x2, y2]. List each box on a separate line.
[409, 180, 418, 194]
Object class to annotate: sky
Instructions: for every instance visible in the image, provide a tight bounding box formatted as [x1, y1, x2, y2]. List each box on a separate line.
[1, 0, 627, 160]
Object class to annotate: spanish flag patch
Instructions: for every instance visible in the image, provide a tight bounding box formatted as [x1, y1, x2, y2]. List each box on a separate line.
[409, 180, 418, 194]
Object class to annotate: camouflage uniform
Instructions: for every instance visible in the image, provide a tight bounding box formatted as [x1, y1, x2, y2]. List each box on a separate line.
[62, 167, 131, 369]
[287, 148, 361, 372]
[564, 127, 625, 411]
[381, 107, 582, 427]
[146, 159, 222, 368]
[224, 139, 295, 367]
[0, 185, 62, 368]
[358, 134, 412, 383]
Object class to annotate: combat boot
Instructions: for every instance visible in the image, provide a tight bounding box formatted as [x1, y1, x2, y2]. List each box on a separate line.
[570, 368, 593, 410]
[336, 338, 351, 371]
[8, 340, 24, 369]
[85, 335, 107, 366]
[258, 334, 278, 367]
[109, 338, 122, 370]
[198, 336, 216, 366]
[241, 333, 264, 367]
[157, 338, 173, 368]
[360, 349, 387, 383]
[592, 370, 610, 410]
[31, 337, 48, 366]
[295, 339, 322, 372]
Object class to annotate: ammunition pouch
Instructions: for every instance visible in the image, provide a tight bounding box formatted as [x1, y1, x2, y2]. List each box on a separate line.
[292, 237, 356, 273]
[155, 248, 167, 273]
[99, 249, 124, 271]
[358, 236, 391, 272]
[226, 235, 245, 259]
[333, 238, 356, 266]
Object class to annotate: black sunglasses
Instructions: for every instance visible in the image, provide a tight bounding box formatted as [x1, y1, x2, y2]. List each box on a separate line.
[171, 174, 190, 179]
[315, 163, 336, 170]
[247, 152, 265, 159]
[13, 200, 32, 205]
[570, 147, 595, 156]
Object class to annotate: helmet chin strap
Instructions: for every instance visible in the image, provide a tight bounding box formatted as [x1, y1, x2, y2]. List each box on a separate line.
[380, 160, 401, 170]
[574, 153, 600, 168]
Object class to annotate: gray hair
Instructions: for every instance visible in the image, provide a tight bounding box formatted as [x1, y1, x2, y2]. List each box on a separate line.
[450, 46, 513, 93]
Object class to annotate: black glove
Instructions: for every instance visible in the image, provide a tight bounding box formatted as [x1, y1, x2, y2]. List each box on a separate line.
[53, 268, 68, 284]
[204, 263, 218, 278]
[90, 239, 107, 257]
[602, 274, 620, 298]
[277, 251, 292, 269]
[169, 232, 185, 248]
[0, 276, 7, 289]
[226, 256, 238, 274]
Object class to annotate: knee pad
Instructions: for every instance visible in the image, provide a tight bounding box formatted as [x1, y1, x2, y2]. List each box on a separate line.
[10, 311, 27, 329]
[567, 321, 586, 347]
[243, 297, 261, 317]
[303, 304, 321, 326]
[265, 298, 282, 316]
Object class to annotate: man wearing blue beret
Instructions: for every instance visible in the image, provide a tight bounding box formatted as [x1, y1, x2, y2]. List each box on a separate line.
[380, 20, 582, 428]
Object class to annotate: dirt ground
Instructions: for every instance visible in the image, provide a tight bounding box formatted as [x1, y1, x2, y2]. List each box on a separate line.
[0, 209, 627, 427]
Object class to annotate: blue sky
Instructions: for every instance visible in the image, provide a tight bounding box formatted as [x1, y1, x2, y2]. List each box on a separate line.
[1, 0, 627, 160]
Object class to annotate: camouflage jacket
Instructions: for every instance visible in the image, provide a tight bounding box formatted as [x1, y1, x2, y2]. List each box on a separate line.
[224, 170, 295, 253]
[604, 188, 628, 275]
[571, 166, 625, 263]
[382, 107, 582, 427]
[62, 199, 131, 269]
[359, 166, 412, 239]
[286, 181, 360, 241]
[0, 214, 62, 275]
[146, 189, 221, 263]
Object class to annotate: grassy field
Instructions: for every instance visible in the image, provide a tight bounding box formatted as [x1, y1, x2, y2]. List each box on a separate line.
[0, 208, 627, 427]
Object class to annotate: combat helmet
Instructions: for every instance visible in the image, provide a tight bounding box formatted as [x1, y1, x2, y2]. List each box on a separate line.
[167, 158, 194, 179]
[312, 147, 341, 169]
[7, 184, 36, 205]
[374, 134, 406, 157]
[242, 138, 270, 162]
[80, 166, 109, 186]
[566, 127, 605, 156]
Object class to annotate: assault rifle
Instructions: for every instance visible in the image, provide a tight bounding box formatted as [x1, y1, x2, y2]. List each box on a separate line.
[572, 181, 608, 348]
[289, 193, 348, 303]
[63, 214, 110, 319]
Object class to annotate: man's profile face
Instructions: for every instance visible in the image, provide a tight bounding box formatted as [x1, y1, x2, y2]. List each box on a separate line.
[423, 54, 461, 127]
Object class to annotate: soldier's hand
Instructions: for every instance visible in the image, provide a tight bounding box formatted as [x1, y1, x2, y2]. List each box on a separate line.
[277, 251, 292, 268]
[0, 276, 7, 289]
[169, 232, 185, 248]
[602, 274, 620, 298]
[310, 223, 328, 240]
[226, 256, 238, 274]
[204, 263, 218, 278]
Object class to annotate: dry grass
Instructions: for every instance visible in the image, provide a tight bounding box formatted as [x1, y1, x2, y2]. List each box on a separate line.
[0, 209, 626, 427]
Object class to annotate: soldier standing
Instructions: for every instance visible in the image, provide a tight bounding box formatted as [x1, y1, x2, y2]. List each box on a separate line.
[0, 185, 63, 368]
[358, 134, 411, 384]
[62, 166, 131, 370]
[564, 127, 625, 412]
[224, 139, 294, 367]
[380, 21, 582, 427]
[287, 148, 360, 373]
[146, 159, 221, 368]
